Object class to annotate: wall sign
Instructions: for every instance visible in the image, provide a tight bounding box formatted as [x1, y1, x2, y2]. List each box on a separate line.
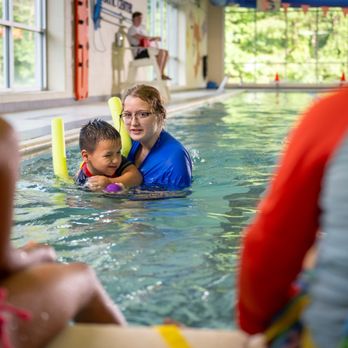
[103, 0, 132, 14]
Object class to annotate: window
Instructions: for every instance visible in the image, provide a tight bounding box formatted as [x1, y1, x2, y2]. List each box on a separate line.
[0, 0, 46, 91]
[225, 6, 348, 84]
[147, 0, 180, 84]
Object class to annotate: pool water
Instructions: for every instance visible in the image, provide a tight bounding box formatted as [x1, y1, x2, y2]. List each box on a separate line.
[14, 91, 316, 329]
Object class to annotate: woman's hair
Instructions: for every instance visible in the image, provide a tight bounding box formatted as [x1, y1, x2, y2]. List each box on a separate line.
[79, 119, 120, 152]
[122, 85, 166, 120]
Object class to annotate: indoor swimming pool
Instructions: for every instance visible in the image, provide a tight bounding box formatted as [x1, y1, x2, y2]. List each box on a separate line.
[14, 91, 317, 329]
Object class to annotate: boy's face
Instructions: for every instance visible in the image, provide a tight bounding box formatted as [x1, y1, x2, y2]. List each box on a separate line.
[82, 138, 122, 177]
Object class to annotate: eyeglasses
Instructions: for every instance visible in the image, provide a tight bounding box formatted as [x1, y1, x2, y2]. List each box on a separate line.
[121, 111, 153, 122]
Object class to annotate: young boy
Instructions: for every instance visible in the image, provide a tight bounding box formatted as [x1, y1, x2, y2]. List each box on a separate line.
[75, 119, 142, 191]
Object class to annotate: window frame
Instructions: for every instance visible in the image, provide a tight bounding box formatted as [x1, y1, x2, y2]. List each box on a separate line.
[147, 0, 180, 84]
[0, 0, 46, 91]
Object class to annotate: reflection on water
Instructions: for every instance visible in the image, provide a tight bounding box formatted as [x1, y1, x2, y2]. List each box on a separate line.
[14, 91, 316, 328]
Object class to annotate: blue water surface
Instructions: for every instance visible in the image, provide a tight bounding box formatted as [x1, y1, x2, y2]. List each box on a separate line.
[14, 91, 316, 329]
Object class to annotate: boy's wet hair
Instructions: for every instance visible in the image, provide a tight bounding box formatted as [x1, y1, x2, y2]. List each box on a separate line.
[79, 119, 120, 153]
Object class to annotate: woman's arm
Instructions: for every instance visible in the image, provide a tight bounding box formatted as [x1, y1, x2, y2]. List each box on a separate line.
[110, 164, 142, 188]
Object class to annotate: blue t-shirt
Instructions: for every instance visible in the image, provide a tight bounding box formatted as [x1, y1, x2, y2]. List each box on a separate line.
[127, 130, 192, 190]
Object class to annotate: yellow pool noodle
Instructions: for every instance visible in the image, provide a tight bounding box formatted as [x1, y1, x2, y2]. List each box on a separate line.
[51, 117, 70, 181]
[108, 96, 132, 157]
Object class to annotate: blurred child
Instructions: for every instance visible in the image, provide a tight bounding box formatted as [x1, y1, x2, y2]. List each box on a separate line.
[237, 87, 348, 347]
[0, 118, 127, 348]
[75, 119, 142, 191]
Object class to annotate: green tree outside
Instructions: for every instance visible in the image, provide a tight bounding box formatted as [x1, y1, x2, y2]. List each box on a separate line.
[225, 6, 348, 84]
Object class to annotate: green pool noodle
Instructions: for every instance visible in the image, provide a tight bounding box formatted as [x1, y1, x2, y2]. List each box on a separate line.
[51, 117, 70, 181]
[108, 96, 132, 157]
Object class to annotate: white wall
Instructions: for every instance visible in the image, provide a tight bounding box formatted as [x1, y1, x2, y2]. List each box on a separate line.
[182, 0, 208, 89]
[88, 0, 146, 97]
[207, 3, 225, 85]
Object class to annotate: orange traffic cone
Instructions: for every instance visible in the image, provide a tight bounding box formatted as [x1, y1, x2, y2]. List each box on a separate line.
[301, 4, 309, 14]
[321, 6, 329, 17]
[274, 72, 280, 83]
[340, 72, 346, 87]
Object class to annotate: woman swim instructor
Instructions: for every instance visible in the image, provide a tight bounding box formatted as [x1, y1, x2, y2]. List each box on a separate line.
[122, 85, 192, 190]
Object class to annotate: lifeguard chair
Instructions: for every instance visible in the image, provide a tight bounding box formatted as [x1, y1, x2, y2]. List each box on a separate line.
[125, 42, 170, 102]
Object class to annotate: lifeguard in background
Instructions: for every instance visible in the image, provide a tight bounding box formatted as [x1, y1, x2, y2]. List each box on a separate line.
[127, 11, 171, 80]
[237, 87, 348, 348]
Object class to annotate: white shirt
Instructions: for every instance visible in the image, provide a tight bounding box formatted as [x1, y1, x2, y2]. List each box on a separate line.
[127, 24, 147, 47]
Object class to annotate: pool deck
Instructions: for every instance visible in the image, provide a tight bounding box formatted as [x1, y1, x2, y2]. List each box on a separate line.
[1, 89, 239, 157]
[47, 324, 251, 348]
